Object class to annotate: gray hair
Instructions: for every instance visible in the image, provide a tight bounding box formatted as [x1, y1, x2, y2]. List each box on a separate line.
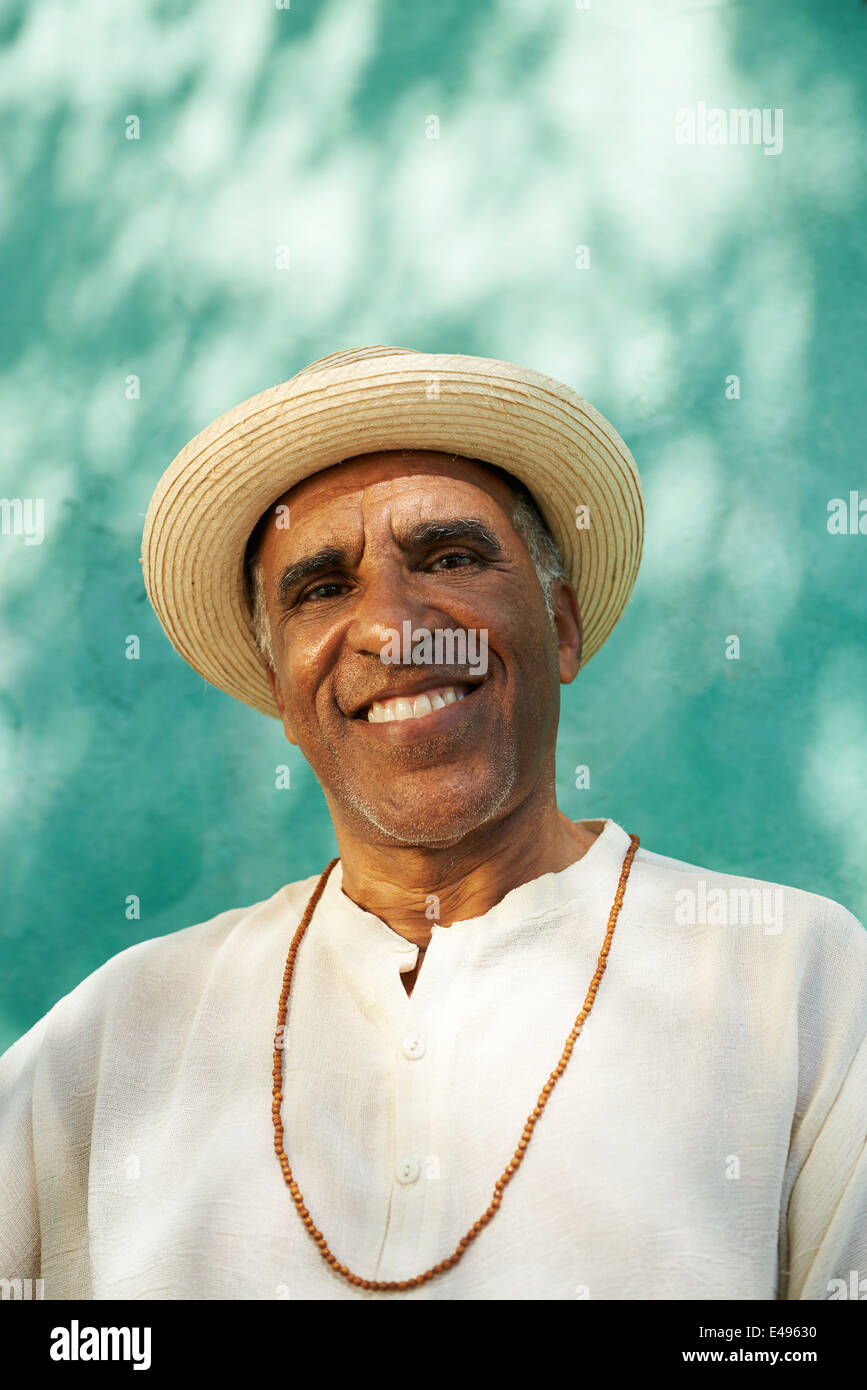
[244, 476, 568, 673]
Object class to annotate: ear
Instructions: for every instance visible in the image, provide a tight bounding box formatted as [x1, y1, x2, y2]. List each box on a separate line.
[551, 578, 582, 684]
[266, 664, 299, 747]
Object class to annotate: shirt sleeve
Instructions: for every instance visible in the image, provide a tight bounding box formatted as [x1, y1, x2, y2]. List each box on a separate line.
[0, 1011, 52, 1283]
[780, 900, 867, 1300]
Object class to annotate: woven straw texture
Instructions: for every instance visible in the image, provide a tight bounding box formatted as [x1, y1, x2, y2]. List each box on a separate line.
[141, 346, 644, 717]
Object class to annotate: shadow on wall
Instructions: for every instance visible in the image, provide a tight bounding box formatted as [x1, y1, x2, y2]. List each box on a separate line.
[0, 0, 865, 1049]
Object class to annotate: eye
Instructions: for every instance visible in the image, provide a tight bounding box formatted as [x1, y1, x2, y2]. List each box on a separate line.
[300, 580, 348, 603]
[428, 550, 478, 571]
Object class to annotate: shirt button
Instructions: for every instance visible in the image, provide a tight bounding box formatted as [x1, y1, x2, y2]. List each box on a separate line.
[401, 1033, 427, 1060]
[395, 1158, 420, 1185]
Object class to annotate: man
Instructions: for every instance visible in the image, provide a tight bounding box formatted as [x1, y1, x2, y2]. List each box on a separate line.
[1, 346, 864, 1300]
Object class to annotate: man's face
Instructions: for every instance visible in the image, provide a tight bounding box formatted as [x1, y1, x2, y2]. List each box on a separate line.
[257, 450, 581, 847]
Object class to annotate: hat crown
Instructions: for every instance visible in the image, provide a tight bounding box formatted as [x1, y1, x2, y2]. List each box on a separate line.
[295, 345, 417, 378]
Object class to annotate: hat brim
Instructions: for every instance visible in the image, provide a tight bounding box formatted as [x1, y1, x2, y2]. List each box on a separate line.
[141, 350, 643, 718]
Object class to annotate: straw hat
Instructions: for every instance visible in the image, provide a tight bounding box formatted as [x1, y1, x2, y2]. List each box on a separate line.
[141, 346, 643, 719]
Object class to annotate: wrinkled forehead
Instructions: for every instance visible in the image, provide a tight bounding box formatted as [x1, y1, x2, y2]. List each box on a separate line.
[250, 450, 520, 566]
[285, 449, 516, 514]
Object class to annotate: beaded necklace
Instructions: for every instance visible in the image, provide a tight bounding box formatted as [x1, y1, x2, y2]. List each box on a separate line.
[271, 832, 640, 1292]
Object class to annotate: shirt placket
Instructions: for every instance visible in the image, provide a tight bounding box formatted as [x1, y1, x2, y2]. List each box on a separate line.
[373, 924, 465, 1285]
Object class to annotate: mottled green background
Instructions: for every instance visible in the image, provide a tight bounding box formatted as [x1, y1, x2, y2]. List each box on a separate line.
[1, 0, 865, 1052]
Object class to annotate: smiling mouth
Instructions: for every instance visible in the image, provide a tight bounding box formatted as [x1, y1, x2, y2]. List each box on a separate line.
[358, 682, 479, 724]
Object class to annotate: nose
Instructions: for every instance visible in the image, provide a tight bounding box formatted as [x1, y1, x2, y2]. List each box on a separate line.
[345, 558, 443, 659]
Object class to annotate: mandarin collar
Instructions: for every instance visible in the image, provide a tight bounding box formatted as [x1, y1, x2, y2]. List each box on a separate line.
[310, 819, 633, 974]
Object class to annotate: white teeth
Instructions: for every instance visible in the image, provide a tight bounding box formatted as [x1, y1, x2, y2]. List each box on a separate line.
[365, 684, 472, 723]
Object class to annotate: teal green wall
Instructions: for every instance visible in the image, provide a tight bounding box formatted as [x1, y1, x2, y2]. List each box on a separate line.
[2, 0, 866, 1051]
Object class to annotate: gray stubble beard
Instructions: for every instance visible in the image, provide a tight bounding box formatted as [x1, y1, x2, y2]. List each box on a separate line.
[323, 733, 523, 849]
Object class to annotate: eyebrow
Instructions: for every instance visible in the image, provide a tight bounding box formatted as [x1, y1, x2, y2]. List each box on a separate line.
[274, 517, 504, 611]
[398, 518, 503, 553]
[275, 546, 348, 610]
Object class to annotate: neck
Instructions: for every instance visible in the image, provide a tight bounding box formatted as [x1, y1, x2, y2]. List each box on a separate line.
[331, 780, 603, 948]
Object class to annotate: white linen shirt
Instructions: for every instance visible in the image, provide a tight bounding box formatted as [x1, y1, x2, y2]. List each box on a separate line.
[1, 818, 865, 1300]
